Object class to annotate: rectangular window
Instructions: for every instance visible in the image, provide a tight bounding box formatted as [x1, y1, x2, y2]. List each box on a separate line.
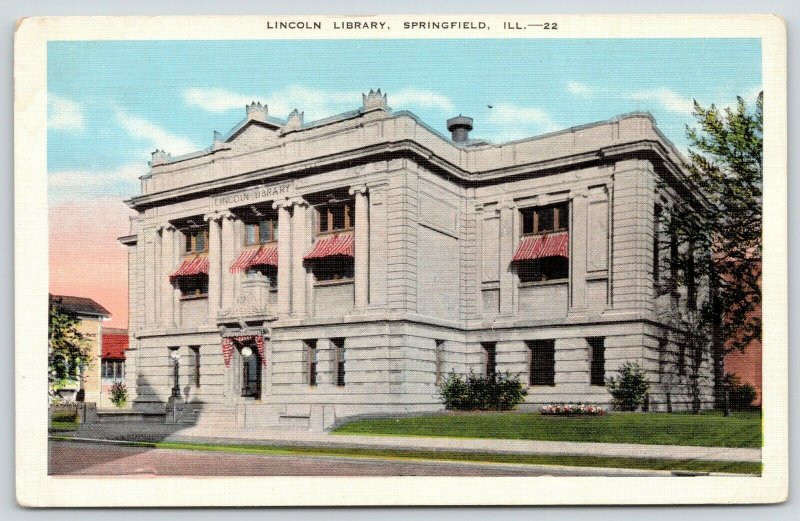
[687, 242, 697, 309]
[101, 361, 110, 379]
[178, 275, 209, 298]
[333, 338, 346, 386]
[435, 340, 445, 384]
[520, 202, 569, 236]
[589, 337, 605, 386]
[305, 340, 318, 386]
[246, 265, 278, 288]
[190, 346, 201, 387]
[184, 228, 209, 254]
[517, 257, 569, 283]
[653, 204, 662, 289]
[482, 342, 497, 377]
[312, 258, 355, 282]
[245, 219, 278, 246]
[318, 201, 354, 234]
[528, 340, 555, 386]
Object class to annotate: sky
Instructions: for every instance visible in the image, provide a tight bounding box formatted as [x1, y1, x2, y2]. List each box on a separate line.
[47, 38, 762, 328]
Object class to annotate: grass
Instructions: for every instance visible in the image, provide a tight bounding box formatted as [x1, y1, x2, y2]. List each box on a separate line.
[49, 412, 79, 433]
[332, 410, 762, 448]
[49, 437, 761, 475]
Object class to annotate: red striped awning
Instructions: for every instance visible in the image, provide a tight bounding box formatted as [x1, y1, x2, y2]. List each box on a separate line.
[512, 231, 569, 262]
[251, 245, 279, 267]
[304, 233, 355, 260]
[169, 255, 209, 281]
[230, 245, 279, 273]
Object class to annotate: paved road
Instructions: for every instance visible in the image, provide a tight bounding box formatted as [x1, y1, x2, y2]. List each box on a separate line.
[48, 440, 660, 477]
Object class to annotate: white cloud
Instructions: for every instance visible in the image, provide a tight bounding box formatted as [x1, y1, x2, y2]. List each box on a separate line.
[182, 86, 455, 120]
[115, 109, 199, 155]
[390, 88, 455, 113]
[184, 87, 254, 113]
[487, 102, 560, 136]
[48, 95, 84, 131]
[567, 82, 596, 97]
[628, 89, 695, 115]
[48, 163, 146, 201]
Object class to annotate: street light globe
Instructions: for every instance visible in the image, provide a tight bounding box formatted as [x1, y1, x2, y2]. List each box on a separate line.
[170, 350, 180, 361]
[241, 346, 253, 358]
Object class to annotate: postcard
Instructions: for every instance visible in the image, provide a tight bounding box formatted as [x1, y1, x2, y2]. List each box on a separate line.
[15, 14, 787, 506]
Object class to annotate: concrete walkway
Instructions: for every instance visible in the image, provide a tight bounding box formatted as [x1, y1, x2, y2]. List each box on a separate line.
[67, 422, 761, 463]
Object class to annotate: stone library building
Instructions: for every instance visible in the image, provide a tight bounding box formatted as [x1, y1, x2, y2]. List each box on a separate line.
[120, 90, 712, 430]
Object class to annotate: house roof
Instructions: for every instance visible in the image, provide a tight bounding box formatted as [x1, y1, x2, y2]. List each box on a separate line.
[49, 294, 110, 318]
[102, 329, 128, 360]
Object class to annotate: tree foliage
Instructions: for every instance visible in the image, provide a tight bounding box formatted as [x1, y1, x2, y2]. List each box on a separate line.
[48, 304, 91, 389]
[661, 93, 762, 406]
[606, 362, 650, 412]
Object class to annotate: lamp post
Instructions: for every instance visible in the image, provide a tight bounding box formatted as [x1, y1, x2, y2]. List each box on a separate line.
[170, 349, 181, 398]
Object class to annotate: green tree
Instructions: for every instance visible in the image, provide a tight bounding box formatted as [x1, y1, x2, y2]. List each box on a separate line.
[662, 93, 762, 408]
[48, 304, 92, 393]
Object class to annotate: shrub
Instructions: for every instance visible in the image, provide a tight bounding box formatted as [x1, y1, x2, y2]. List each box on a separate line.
[606, 362, 650, 412]
[110, 381, 128, 408]
[725, 373, 758, 410]
[438, 371, 527, 411]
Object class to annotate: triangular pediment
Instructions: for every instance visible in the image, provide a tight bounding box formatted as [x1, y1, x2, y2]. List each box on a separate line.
[226, 120, 281, 152]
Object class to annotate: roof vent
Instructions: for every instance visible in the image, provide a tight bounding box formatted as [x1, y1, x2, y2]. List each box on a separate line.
[447, 115, 473, 143]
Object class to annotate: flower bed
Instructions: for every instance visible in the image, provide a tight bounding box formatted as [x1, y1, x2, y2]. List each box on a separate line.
[540, 404, 607, 416]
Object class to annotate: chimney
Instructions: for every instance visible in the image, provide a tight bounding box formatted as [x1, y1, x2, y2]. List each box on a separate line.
[447, 115, 473, 143]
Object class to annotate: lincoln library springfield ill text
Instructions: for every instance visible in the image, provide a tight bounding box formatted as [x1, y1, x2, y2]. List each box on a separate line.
[119, 90, 712, 430]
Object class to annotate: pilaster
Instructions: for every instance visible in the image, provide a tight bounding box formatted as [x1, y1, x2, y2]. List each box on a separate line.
[290, 198, 310, 317]
[569, 188, 589, 316]
[219, 210, 237, 313]
[350, 185, 370, 309]
[204, 213, 222, 319]
[273, 199, 293, 317]
[158, 223, 177, 327]
[498, 200, 515, 316]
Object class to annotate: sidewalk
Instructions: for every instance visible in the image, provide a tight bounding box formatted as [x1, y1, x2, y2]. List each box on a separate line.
[68, 422, 761, 463]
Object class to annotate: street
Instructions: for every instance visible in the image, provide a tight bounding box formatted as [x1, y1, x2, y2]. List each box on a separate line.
[48, 440, 661, 477]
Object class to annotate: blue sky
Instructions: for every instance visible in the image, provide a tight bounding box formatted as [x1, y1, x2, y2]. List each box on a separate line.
[47, 38, 761, 201]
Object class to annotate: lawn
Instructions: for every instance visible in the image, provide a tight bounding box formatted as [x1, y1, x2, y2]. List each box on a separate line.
[332, 410, 762, 448]
[49, 411, 79, 433]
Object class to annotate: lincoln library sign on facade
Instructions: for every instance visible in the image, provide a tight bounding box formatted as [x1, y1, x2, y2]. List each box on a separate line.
[119, 90, 712, 430]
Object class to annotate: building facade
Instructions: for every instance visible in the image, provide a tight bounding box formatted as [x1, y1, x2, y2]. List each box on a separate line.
[99, 327, 128, 408]
[120, 91, 713, 429]
[49, 294, 110, 404]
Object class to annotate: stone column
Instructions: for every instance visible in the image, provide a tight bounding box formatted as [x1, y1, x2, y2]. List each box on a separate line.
[143, 228, 157, 326]
[273, 199, 293, 317]
[290, 198, 310, 317]
[498, 200, 515, 316]
[570, 189, 589, 314]
[350, 185, 369, 309]
[159, 224, 177, 328]
[220, 211, 238, 313]
[204, 213, 222, 319]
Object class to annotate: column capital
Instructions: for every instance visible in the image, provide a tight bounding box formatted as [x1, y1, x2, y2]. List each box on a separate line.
[158, 223, 177, 233]
[203, 211, 221, 223]
[273, 196, 308, 210]
[348, 185, 368, 196]
[219, 209, 236, 221]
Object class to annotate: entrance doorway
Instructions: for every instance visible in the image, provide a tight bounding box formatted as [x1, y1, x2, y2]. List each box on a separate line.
[241, 346, 262, 399]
